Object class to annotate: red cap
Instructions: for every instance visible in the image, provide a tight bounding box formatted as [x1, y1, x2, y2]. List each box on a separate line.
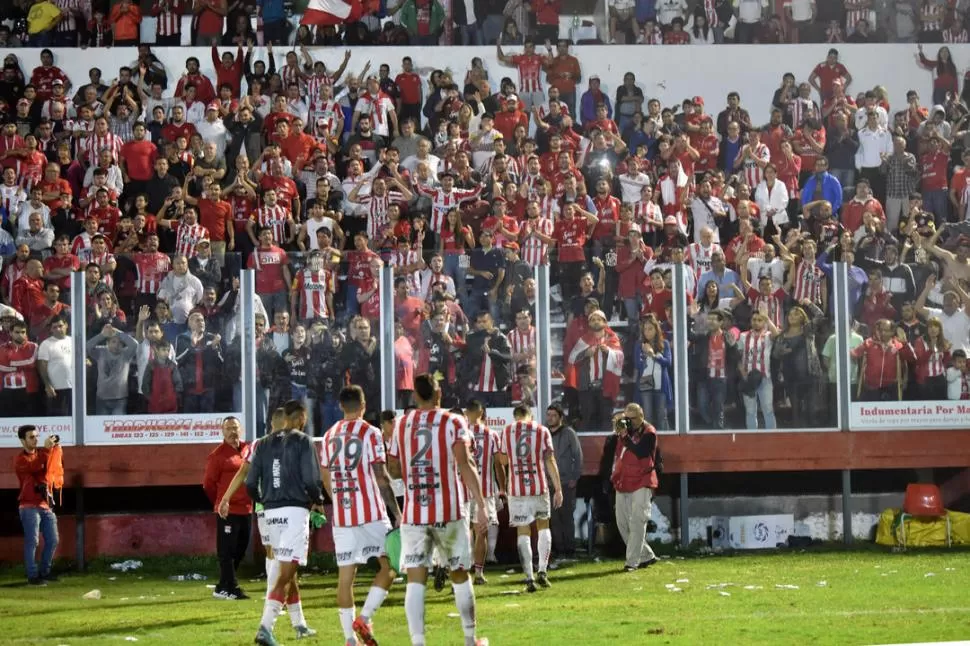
[692, 96, 704, 106]
[206, 101, 220, 112]
[504, 242, 520, 253]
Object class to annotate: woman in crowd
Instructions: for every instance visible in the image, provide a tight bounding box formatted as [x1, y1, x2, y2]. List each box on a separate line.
[635, 315, 673, 430]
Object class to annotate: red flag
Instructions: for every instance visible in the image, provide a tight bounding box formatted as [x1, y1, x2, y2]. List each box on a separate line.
[301, 0, 364, 25]
[567, 328, 624, 399]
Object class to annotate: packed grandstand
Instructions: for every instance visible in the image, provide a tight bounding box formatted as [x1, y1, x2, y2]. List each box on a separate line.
[1, 4, 970, 438]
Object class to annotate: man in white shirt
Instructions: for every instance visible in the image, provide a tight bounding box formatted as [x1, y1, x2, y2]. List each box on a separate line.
[402, 139, 441, 182]
[619, 156, 652, 204]
[37, 317, 74, 416]
[157, 255, 205, 324]
[196, 102, 229, 159]
[855, 110, 893, 202]
[690, 180, 727, 244]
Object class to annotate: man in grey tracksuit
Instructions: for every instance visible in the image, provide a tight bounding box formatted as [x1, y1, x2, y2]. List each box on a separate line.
[546, 404, 583, 559]
[86, 325, 138, 415]
[245, 401, 322, 646]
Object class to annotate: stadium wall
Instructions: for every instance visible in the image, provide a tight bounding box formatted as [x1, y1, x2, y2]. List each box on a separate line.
[11, 44, 970, 124]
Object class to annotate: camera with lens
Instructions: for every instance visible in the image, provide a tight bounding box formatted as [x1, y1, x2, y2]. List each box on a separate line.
[615, 417, 634, 433]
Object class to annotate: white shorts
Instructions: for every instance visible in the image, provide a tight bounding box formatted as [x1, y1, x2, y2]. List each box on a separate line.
[464, 497, 499, 527]
[256, 510, 272, 548]
[400, 517, 472, 572]
[508, 494, 551, 527]
[264, 507, 310, 566]
[333, 520, 391, 567]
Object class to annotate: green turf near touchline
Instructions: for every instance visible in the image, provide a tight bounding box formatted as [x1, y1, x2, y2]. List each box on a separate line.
[0, 550, 968, 645]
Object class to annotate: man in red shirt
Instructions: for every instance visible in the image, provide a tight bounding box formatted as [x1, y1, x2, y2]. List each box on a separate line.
[120, 122, 158, 203]
[809, 49, 852, 101]
[193, 182, 234, 260]
[0, 320, 41, 416]
[211, 45, 244, 97]
[394, 56, 423, 125]
[494, 96, 529, 141]
[161, 104, 197, 146]
[203, 416, 252, 600]
[12, 259, 46, 326]
[247, 227, 292, 320]
[14, 425, 60, 586]
[920, 135, 951, 222]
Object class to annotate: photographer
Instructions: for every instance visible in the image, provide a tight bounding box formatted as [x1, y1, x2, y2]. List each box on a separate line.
[609, 404, 659, 572]
[14, 425, 61, 586]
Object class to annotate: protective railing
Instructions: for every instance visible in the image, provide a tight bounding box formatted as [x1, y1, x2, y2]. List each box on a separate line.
[2, 258, 963, 447]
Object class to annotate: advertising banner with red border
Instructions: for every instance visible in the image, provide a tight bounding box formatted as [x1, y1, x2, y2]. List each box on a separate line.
[849, 401, 970, 431]
[0, 417, 75, 448]
[84, 413, 240, 445]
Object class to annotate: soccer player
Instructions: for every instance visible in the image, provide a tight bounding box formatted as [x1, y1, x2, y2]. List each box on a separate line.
[496, 404, 564, 593]
[246, 401, 324, 646]
[321, 386, 402, 646]
[464, 400, 505, 584]
[387, 374, 490, 646]
[218, 409, 288, 602]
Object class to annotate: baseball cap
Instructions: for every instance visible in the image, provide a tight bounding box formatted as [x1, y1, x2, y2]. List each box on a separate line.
[692, 96, 704, 106]
[588, 309, 607, 322]
[52, 79, 64, 86]
[506, 94, 518, 103]
[504, 242, 520, 253]
[206, 101, 220, 112]
[664, 215, 678, 225]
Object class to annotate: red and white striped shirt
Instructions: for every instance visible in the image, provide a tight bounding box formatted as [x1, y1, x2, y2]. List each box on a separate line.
[476, 334, 502, 392]
[912, 338, 947, 378]
[706, 332, 728, 378]
[294, 267, 334, 320]
[306, 73, 336, 111]
[390, 247, 422, 295]
[133, 251, 171, 294]
[152, 0, 184, 36]
[0, 185, 27, 218]
[512, 54, 544, 93]
[844, 2, 875, 31]
[356, 91, 396, 137]
[921, 3, 943, 32]
[175, 222, 209, 258]
[634, 200, 664, 234]
[687, 242, 721, 278]
[747, 287, 786, 329]
[468, 422, 501, 498]
[741, 143, 770, 188]
[415, 184, 482, 233]
[319, 419, 389, 528]
[83, 132, 123, 167]
[280, 65, 304, 93]
[944, 28, 969, 43]
[520, 217, 554, 266]
[500, 420, 554, 497]
[309, 99, 342, 141]
[361, 190, 405, 239]
[55, 0, 84, 32]
[254, 204, 290, 245]
[389, 408, 471, 526]
[739, 329, 772, 374]
[537, 195, 560, 220]
[508, 325, 536, 366]
[792, 260, 824, 304]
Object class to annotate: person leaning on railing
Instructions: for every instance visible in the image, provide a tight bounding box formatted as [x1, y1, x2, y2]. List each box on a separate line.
[850, 318, 909, 402]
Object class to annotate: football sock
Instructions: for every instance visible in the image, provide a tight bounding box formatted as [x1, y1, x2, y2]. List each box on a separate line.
[538, 528, 552, 573]
[517, 535, 534, 581]
[452, 578, 477, 643]
[361, 585, 388, 620]
[338, 607, 356, 640]
[405, 582, 427, 645]
[287, 601, 305, 627]
[259, 597, 283, 632]
[487, 525, 498, 560]
[265, 559, 279, 599]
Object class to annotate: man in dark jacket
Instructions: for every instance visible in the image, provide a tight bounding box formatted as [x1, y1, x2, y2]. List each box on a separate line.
[174, 310, 224, 413]
[224, 102, 264, 168]
[338, 316, 380, 420]
[461, 310, 512, 406]
[546, 404, 583, 559]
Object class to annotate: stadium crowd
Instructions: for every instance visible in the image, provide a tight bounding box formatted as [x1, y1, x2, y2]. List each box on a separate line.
[1, 28, 970, 434]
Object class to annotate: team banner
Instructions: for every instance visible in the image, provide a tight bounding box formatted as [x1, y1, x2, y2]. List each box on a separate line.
[0, 417, 75, 448]
[84, 413, 239, 445]
[848, 401, 970, 431]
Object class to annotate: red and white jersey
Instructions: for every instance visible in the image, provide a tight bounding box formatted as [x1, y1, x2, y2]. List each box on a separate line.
[294, 267, 334, 320]
[508, 326, 536, 368]
[306, 73, 336, 111]
[921, 2, 943, 31]
[500, 420, 554, 497]
[687, 242, 722, 278]
[747, 287, 786, 329]
[361, 190, 405, 239]
[254, 204, 291, 245]
[174, 222, 209, 258]
[415, 184, 482, 233]
[77, 249, 115, 287]
[356, 91, 396, 137]
[476, 334, 502, 392]
[706, 332, 728, 378]
[944, 28, 969, 43]
[0, 341, 39, 390]
[521, 173, 545, 200]
[319, 418, 389, 528]
[309, 99, 342, 140]
[520, 217, 554, 266]
[467, 422, 501, 498]
[634, 200, 663, 233]
[0, 184, 27, 218]
[512, 54, 544, 93]
[844, 2, 875, 31]
[133, 251, 171, 294]
[280, 65, 305, 94]
[82, 132, 123, 166]
[739, 329, 773, 374]
[536, 195, 560, 220]
[388, 408, 472, 526]
[741, 143, 770, 188]
[390, 247, 422, 295]
[792, 260, 825, 304]
[152, 0, 184, 35]
[656, 175, 689, 232]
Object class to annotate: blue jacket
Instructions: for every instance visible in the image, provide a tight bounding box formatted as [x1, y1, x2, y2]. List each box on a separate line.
[580, 91, 613, 126]
[800, 172, 843, 214]
[635, 339, 673, 408]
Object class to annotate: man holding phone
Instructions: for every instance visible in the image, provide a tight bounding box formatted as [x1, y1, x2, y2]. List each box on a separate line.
[14, 425, 61, 586]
